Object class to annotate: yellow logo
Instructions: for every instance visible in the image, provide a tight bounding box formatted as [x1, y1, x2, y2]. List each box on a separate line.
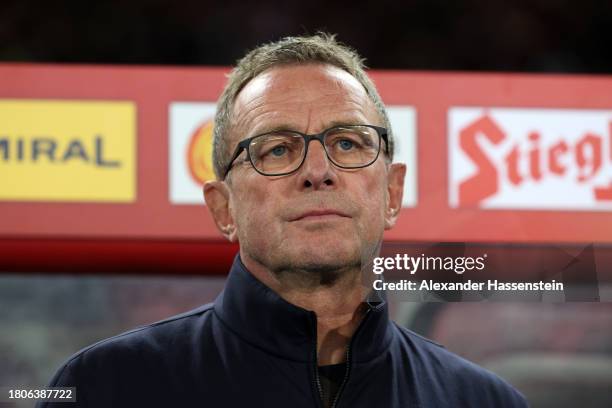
[0, 99, 136, 202]
[187, 119, 215, 184]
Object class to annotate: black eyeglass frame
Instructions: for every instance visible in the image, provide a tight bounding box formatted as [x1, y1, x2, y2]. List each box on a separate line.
[222, 124, 389, 179]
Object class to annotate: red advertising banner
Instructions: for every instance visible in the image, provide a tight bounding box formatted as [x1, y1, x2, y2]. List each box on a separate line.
[1, 63, 611, 245]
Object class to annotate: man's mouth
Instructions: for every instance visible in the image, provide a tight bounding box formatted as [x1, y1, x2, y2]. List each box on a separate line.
[291, 209, 351, 222]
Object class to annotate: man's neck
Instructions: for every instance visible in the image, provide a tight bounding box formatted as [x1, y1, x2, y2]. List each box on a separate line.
[241, 254, 369, 366]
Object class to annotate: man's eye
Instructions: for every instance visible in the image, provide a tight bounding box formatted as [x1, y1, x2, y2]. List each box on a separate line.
[269, 145, 287, 157]
[338, 139, 355, 151]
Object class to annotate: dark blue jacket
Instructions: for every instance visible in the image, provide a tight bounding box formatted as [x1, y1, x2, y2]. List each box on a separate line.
[40, 256, 528, 407]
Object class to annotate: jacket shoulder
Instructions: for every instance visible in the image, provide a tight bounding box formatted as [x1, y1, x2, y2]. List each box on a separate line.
[392, 322, 529, 407]
[49, 303, 215, 383]
[38, 303, 216, 407]
[84, 303, 212, 355]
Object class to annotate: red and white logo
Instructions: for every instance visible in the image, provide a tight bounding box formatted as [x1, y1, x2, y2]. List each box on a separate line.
[449, 108, 612, 210]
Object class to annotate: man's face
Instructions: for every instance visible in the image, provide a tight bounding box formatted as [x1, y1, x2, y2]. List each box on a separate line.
[216, 63, 404, 275]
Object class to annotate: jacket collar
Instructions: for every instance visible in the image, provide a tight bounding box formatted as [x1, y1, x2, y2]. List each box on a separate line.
[213, 255, 394, 364]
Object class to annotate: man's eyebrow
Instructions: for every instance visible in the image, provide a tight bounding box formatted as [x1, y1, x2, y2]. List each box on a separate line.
[248, 123, 299, 137]
[249, 119, 366, 136]
[325, 119, 365, 129]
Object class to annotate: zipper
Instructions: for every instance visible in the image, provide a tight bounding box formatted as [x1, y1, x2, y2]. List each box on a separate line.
[330, 308, 372, 408]
[311, 313, 325, 408]
[311, 306, 374, 408]
[329, 345, 351, 408]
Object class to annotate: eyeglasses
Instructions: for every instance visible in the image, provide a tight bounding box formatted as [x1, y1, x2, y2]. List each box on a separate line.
[222, 124, 388, 178]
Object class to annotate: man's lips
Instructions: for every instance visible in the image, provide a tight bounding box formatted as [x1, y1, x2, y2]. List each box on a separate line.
[290, 209, 351, 221]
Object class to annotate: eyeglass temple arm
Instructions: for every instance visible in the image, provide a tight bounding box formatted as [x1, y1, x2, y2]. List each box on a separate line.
[222, 142, 248, 179]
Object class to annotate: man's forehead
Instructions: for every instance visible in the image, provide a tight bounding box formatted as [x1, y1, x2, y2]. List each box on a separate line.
[230, 64, 376, 137]
[237, 63, 367, 102]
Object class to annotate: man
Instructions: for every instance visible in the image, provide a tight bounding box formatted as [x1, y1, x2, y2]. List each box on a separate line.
[41, 34, 527, 407]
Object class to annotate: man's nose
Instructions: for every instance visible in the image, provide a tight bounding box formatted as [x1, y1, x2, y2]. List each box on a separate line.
[298, 139, 337, 189]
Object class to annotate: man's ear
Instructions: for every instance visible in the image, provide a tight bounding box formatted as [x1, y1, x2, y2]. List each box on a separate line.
[384, 163, 406, 230]
[203, 180, 238, 242]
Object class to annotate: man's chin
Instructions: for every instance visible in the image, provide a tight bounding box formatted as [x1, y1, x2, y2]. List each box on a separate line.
[284, 244, 360, 271]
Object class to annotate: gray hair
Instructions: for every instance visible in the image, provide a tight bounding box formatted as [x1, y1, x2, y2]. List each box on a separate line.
[212, 33, 394, 179]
